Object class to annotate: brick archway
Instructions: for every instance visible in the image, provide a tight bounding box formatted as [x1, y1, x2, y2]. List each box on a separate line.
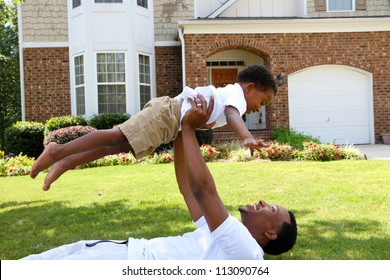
[184, 36, 273, 87]
[285, 60, 376, 77]
[203, 38, 272, 66]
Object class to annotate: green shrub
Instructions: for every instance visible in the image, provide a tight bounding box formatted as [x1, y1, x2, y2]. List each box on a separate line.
[89, 113, 130, 130]
[44, 126, 97, 146]
[216, 140, 242, 159]
[4, 121, 45, 158]
[228, 148, 252, 162]
[195, 129, 213, 146]
[341, 144, 366, 160]
[44, 116, 87, 136]
[271, 128, 320, 150]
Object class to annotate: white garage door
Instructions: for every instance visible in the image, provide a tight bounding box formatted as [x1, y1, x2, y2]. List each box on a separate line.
[288, 65, 373, 144]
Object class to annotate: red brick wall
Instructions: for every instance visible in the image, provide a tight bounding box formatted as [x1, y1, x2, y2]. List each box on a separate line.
[155, 46, 183, 98]
[212, 130, 271, 143]
[23, 47, 70, 122]
[183, 32, 390, 143]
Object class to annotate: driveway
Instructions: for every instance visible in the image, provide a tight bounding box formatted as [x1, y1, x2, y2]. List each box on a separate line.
[354, 144, 390, 160]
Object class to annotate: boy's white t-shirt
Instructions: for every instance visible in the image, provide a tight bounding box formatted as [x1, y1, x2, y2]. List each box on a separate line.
[174, 83, 247, 129]
[127, 215, 264, 260]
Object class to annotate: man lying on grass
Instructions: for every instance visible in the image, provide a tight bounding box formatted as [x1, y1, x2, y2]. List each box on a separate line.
[22, 95, 297, 260]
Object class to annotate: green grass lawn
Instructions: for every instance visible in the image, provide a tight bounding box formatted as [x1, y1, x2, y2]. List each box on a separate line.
[1, 160, 389, 260]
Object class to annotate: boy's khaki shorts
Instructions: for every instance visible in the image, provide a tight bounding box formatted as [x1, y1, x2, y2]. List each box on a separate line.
[118, 96, 181, 160]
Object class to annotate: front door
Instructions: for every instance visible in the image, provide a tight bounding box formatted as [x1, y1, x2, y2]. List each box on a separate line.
[211, 68, 237, 87]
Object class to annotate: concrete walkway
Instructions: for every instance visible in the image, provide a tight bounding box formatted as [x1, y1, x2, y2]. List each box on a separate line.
[354, 144, 390, 160]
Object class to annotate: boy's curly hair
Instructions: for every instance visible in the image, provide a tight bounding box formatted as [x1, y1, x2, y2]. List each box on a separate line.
[237, 65, 278, 95]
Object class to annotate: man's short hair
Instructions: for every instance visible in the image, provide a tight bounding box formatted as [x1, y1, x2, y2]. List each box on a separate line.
[263, 211, 297, 255]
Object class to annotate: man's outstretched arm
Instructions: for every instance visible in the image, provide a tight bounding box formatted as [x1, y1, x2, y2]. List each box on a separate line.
[181, 96, 229, 232]
[174, 132, 203, 222]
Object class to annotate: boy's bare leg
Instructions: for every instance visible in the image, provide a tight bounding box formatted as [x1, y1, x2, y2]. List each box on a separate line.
[30, 128, 128, 179]
[42, 142, 133, 191]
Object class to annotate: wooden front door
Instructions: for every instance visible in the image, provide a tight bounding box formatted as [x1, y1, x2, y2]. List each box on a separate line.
[211, 68, 238, 87]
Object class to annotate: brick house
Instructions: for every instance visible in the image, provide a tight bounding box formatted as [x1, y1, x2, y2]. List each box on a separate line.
[18, 0, 390, 144]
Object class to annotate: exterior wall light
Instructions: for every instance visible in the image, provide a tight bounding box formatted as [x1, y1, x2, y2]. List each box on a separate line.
[277, 73, 284, 85]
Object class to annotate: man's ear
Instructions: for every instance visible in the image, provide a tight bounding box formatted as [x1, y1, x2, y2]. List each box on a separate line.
[264, 230, 277, 241]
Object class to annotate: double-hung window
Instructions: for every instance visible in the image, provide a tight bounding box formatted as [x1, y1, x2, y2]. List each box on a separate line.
[139, 54, 151, 110]
[97, 53, 126, 114]
[328, 0, 353, 11]
[74, 55, 85, 115]
[137, 0, 148, 9]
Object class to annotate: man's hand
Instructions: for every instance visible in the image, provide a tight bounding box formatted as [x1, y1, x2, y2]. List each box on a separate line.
[182, 94, 215, 129]
[242, 137, 271, 156]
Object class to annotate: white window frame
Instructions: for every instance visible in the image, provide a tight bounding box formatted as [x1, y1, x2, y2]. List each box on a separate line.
[138, 54, 151, 110]
[74, 55, 85, 116]
[96, 52, 127, 114]
[327, 0, 354, 12]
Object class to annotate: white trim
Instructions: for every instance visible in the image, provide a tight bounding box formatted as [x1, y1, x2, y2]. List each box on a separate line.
[154, 41, 181, 47]
[22, 42, 69, 48]
[208, 0, 238, 18]
[178, 27, 186, 87]
[193, 0, 199, 19]
[179, 17, 390, 34]
[17, 4, 25, 121]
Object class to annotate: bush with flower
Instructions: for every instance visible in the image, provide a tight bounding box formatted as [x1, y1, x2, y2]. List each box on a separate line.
[144, 151, 174, 164]
[300, 142, 344, 161]
[0, 138, 366, 177]
[257, 142, 297, 161]
[44, 126, 97, 146]
[200, 144, 220, 162]
[0, 153, 35, 176]
[80, 152, 136, 168]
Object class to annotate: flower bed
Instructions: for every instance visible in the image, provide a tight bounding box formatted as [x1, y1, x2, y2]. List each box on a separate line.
[0, 141, 365, 177]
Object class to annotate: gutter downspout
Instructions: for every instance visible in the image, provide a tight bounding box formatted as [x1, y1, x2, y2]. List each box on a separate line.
[178, 25, 186, 87]
[17, 3, 25, 121]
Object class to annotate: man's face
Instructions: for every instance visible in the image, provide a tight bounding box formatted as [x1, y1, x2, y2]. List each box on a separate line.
[239, 200, 291, 240]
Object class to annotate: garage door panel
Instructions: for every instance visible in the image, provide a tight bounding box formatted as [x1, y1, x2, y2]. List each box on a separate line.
[288, 66, 372, 145]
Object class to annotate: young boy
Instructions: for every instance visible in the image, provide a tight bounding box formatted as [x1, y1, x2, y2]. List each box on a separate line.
[30, 65, 277, 191]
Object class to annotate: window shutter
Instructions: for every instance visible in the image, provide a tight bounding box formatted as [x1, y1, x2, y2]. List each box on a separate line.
[355, 0, 367, 10]
[315, 0, 326, 12]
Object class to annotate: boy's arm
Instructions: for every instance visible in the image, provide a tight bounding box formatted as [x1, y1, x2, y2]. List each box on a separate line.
[181, 96, 229, 232]
[225, 106, 269, 155]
